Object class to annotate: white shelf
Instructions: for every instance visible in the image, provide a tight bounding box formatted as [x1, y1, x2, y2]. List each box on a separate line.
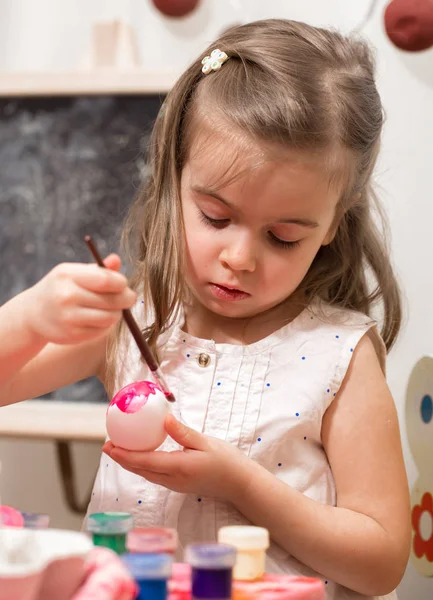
[0, 70, 177, 97]
[0, 400, 107, 442]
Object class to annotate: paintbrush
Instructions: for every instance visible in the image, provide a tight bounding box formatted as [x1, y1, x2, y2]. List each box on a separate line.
[84, 235, 175, 403]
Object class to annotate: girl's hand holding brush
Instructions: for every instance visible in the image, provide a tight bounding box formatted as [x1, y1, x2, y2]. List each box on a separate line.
[25, 255, 136, 346]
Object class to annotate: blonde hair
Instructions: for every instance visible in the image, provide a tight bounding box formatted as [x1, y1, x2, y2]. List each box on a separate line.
[105, 19, 401, 395]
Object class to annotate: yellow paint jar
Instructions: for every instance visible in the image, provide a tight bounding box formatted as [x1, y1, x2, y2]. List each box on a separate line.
[218, 526, 269, 581]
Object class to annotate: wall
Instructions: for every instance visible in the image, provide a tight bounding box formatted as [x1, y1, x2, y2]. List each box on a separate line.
[0, 0, 432, 597]
[0, 438, 100, 531]
[365, 5, 433, 599]
[0, 0, 374, 73]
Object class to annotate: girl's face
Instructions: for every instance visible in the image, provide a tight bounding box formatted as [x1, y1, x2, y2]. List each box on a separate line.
[180, 126, 341, 322]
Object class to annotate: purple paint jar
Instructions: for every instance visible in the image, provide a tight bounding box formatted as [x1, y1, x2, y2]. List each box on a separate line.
[185, 543, 237, 600]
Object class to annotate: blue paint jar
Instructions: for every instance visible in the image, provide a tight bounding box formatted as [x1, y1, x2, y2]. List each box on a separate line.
[185, 543, 237, 600]
[122, 552, 173, 600]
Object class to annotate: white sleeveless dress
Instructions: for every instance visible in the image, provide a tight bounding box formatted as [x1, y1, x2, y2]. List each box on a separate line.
[85, 300, 397, 600]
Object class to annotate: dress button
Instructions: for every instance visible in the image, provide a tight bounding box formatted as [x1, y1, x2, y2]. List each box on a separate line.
[197, 353, 211, 367]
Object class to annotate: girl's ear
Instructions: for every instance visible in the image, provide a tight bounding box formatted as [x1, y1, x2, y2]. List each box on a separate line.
[322, 192, 361, 246]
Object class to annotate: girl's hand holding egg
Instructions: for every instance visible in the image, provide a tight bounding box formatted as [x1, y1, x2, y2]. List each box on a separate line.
[104, 395, 253, 502]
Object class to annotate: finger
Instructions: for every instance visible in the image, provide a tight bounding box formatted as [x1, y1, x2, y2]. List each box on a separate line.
[139, 471, 171, 487]
[77, 287, 136, 311]
[75, 265, 128, 294]
[165, 414, 207, 450]
[109, 446, 181, 474]
[67, 307, 122, 329]
[62, 325, 112, 342]
[54, 263, 129, 294]
[103, 253, 122, 272]
[103, 441, 115, 454]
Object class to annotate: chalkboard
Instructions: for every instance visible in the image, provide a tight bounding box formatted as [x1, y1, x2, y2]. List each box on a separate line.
[0, 95, 164, 402]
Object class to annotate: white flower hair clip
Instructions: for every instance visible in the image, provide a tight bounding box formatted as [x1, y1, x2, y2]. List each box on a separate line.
[201, 49, 229, 75]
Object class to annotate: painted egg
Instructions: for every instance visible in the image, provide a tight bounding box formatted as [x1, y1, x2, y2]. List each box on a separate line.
[106, 381, 171, 451]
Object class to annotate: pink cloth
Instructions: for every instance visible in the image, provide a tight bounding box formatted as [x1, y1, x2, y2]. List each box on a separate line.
[236, 574, 325, 599]
[72, 547, 137, 600]
[168, 563, 325, 600]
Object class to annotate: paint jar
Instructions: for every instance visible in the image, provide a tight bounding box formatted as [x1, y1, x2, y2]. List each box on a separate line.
[127, 527, 178, 554]
[87, 512, 133, 555]
[21, 512, 50, 529]
[168, 563, 192, 600]
[122, 552, 173, 600]
[218, 526, 269, 581]
[171, 562, 191, 581]
[185, 543, 237, 600]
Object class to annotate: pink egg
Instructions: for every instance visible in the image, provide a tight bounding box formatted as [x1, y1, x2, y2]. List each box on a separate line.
[106, 381, 171, 451]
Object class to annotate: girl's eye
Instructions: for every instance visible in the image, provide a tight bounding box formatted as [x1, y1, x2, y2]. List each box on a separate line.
[268, 231, 301, 250]
[199, 211, 229, 229]
[199, 211, 300, 249]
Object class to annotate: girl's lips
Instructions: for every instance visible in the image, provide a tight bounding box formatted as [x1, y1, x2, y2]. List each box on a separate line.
[209, 283, 250, 302]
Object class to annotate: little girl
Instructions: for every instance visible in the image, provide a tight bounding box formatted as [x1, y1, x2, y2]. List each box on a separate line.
[0, 19, 410, 600]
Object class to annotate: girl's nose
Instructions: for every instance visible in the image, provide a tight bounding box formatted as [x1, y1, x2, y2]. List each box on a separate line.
[219, 233, 257, 273]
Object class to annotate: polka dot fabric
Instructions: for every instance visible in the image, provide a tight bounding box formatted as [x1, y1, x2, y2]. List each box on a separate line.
[86, 300, 388, 600]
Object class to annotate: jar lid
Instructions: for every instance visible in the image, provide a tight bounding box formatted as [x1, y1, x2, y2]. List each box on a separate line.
[0, 505, 24, 528]
[218, 526, 269, 550]
[127, 527, 178, 553]
[21, 512, 50, 529]
[122, 553, 173, 579]
[185, 543, 237, 569]
[87, 512, 133, 535]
